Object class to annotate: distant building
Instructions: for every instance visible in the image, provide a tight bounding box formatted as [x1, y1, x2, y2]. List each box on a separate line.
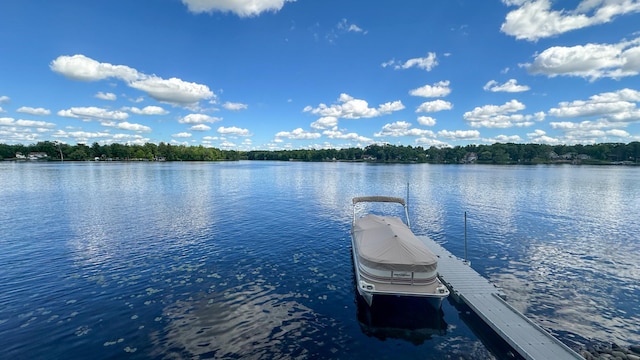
[15, 152, 26, 159]
[28, 152, 48, 160]
[462, 152, 478, 163]
[362, 155, 377, 161]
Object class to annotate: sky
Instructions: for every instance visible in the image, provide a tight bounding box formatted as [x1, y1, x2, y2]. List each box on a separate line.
[1, 0, 640, 150]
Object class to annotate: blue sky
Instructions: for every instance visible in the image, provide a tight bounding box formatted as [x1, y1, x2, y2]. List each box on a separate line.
[1, 0, 640, 150]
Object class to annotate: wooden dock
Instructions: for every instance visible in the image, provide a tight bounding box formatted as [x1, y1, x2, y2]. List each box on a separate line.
[419, 236, 583, 360]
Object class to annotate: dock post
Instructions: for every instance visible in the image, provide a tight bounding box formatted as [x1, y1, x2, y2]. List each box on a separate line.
[463, 212, 470, 266]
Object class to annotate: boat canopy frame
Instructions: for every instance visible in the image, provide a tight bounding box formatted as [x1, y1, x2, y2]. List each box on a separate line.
[352, 196, 411, 228]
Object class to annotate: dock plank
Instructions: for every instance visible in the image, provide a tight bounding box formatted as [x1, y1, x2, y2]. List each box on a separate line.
[418, 236, 583, 360]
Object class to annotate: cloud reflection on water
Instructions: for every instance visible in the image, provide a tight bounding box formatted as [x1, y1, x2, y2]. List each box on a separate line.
[152, 283, 344, 359]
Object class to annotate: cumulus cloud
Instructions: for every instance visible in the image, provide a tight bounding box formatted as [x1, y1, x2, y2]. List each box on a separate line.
[172, 132, 192, 138]
[548, 88, 640, 121]
[129, 76, 214, 105]
[0, 96, 10, 103]
[322, 129, 373, 143]
[17, 106, 51, 116]
[222, 101, 248, 111]
[58, 107, 129, 121]
[409, 81, 451, 98]
[548, 119, 633, 143]
[110, 134, 151, 145]
[415, 137, 451, 148]
[217, 126, 251, 136]
[102, 121, 152, 132]
[523, 37, 640, 80]
[437, 129, 481, 140]
[463, 99, 545, 128]
[189, 124, 212, 131]
[416, 99, 453, 113]
[417, 116, 436, 126]
[310, 116, 338, 130]
[275, 128, 321, 140]
[483, 79, 530, 92]
[51, 54, 214, 106]
[50, 54, 139, 81]
[501, 0, 640, 41]
[304, 93, 404, 119]
[374, 121, 435, 137]
[126, 106, 169, 115]
[52, 130, 111, 142]
[382, 52, 438, 71]
[179, 113, 222, 124]
[95, 92, 117, 101]
[181, 0, 295, 17]
[0, 117, 56, 128]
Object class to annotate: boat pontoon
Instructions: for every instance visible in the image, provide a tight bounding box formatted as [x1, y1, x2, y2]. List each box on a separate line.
[350, 196, 449, 308]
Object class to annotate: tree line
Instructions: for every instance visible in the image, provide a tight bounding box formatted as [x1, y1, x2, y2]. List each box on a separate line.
[1, 141, 639, 164]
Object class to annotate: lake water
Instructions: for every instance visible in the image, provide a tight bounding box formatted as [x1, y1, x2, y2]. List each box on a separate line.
[1, 161, 638, 359]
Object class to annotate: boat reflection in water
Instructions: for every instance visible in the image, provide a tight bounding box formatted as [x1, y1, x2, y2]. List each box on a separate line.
[355, 293, 447, 345]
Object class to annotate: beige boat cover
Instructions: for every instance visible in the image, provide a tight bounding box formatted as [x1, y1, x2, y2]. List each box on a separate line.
[353, 214, 438, 272]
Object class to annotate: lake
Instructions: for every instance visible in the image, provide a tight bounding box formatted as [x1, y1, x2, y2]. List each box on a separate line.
[1, 161, 638, 359]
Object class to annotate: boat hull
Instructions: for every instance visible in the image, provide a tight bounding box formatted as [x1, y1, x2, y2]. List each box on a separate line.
[350, 232, 449, 309]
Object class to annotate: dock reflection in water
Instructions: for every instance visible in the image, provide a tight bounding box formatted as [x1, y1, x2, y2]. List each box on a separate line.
[355, 294, 447, 345]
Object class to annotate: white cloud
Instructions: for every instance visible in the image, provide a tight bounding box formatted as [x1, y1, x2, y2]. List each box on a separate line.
[489, 134, 524, 143]
[181, 0, 295, 17]
[129, 76, 214, 105]
[58, 107, 129, 121]
[179, 113, 222, 124]
[337, 18, 367, 34]
[0, 117, 56, 128]
[416, 99, 453, 113]
[304, 93, 404, 119]
[437, 129, 481, 140]
[17, 106, 51, 116]
[310, 116, 338, 130]
[190, 124, 212, 131]
[102, 121, 152, 132]
[172, 132, 192, 138]
[322, 129, 373, 143]
[524, 37, 640, 80]
[483, 79, 530, 92]
[0, 96, 10, 103]
[549, 88, 640, 121]
[382, 52, 438, 71]
[126, 106, 169, 115]
[51, 54, 214, 106]
[222, 101, 248, 111]
[50, 54, 139, 81]
[0, 127, 43, 143]
[110, 134, 151, 146]
[417, 116, 436, 126]
[95, 92, 117, 101]
[275, 128, 321, 140]
[374, 121, 435, 137]
[548, 118, 634, 143]
[463, 99, 544, 128]
[501, 0, 640, 41]
[217, 126, 251, 136]
[415, 137, 451, 148]
[219, 140, 237, 148]
[52, 130, 112, 142]
[409, 81, 451, 98]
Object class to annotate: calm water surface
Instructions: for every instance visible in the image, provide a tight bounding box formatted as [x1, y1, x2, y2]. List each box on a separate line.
[1, 161, 638, 359]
